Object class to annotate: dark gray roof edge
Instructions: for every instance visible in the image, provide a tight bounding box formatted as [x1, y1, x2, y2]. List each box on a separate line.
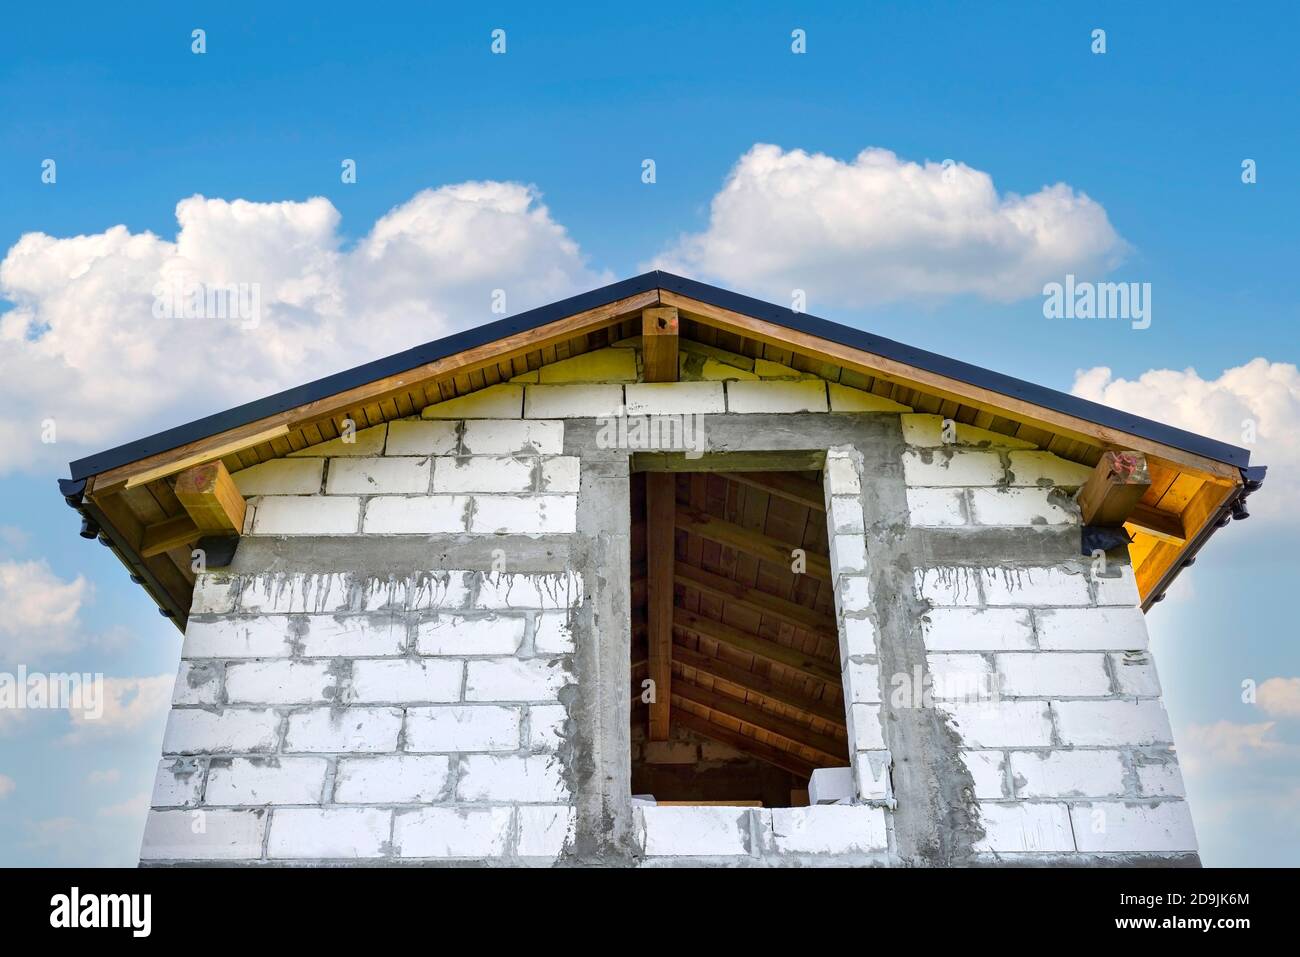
[66, 270, 1250, 480]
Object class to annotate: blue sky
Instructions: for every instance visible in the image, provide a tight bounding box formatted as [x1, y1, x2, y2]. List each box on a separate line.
[0, 2, 1296, 865]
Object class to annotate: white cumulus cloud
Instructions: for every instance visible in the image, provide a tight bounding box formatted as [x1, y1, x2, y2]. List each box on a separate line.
[651, 144, 1126, 306]
[1258, 678, 1300, 718]
[0, 182, 608, 475]
[1072, 359, 1298, 521]
[1179, 720, 1289, 772]
[0, 773, 14, 799]
[61, 674, 174, 744]
[0, 559, 89, 665]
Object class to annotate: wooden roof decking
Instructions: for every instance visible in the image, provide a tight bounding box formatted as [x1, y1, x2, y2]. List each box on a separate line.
[61, 272, 1259, 628]
[631, 470, 848, 779]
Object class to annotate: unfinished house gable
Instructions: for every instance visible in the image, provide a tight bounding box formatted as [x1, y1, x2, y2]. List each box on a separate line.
[58, 272, 1264, 866]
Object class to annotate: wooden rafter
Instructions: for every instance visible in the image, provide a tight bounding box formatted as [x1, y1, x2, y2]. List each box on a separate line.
[675, 506, 832, 582]
[672, 645, 847, 728]
[670, 710, 817, 779]
[139, 515, 200, 559]
[1127, 504, 1186, 545]
[673, 562, 836, 636]
[674, 609, 841, 685]
[1078, 451, 1152, 526]
[121, 426, 289, 491]
[672, 679, 846, 765]
[641, 306, 679, 382]
[173, 461, 246, 536]
[645, 472, 676, 740]
[726, 471, 826, 512]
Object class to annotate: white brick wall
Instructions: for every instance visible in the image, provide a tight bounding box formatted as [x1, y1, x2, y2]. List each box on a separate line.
[385, 419, 459, 455]
[267, 807, 391, 859]
[907, 488, 967, 526]
[975, 803, 1075, 853]
[149, 383, 1198, 866]
[350, 659, 462, 703]
[415, 615, 525, 655]
[523, 384, 624, 418]
[141, 810, 267, 861]
[334, 755, 450, 804]
[362, 495, 468, 533]
[1010, 750, 1126, 798]
[460, 419, 563, 455]
[252, 496, 361, 534]
[968, 488, 1074, 526]
[284, 707, 404, 752]
[405, 706, 521, 752]
[326, 457, 431, 494]
[940, 701, 1054, 747]
[469, 495, 577, 534]
[996, 653, 1111, 697]
[982, 567, 1091, 606]
[1034, 607, 1149, 650]
[457, 754, 567, 802]
[147, 569, 583, 863]
[640, 805, 750, 856]
[206, 757, 329, 805]
[1070, 801, 1197, 852]
[433, 456, 533, 493]
[1052, 700, 1174, 746]
[726, 380, 828, 414]
[768, 805, 888, 854]
[465, 658, 570, 701]
[395, 806, 513, 858]
[162, 709, 280, 754]
[225, 660, 336, 704]
[624, 381, 725, 415]
[233, 458, 324, 495]
[902, 449, 1003, 487]
[1007, 451, 1093, 488]
[922, 608, 1033, 650]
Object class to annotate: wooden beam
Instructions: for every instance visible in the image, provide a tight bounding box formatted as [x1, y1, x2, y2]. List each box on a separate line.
[675, 506, 832, 582]
[121, 426, 290, 490]
[1078, 451, 1152, 527]
[632, 450, 826, 473]
[670, 710, 817, 779]
[672, 644, 847, 727]
[84, 488, 194, 623]
[674, 609, 841, 685]
[140, 515, 200, 558]
[661, 290, 1243, 483]
[672, 680, 847, 765]
[1125, 504, 1186, 545]
[641, 306, 679, 382]
[645, 472, 676, 740]
[673, 562, 836, 636]
[173, 461, 246, 534]
[726, 471, 826, 512]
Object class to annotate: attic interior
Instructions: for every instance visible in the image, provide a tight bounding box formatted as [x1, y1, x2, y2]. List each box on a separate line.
[629, 466, 850, 808]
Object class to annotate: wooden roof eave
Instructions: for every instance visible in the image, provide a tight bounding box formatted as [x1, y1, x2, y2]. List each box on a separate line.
[60, 273, 1257, 630]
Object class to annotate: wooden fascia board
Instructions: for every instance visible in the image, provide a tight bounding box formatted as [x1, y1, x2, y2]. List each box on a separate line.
[662, 289, 1242, 484]
[89, 288, 660, 489]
